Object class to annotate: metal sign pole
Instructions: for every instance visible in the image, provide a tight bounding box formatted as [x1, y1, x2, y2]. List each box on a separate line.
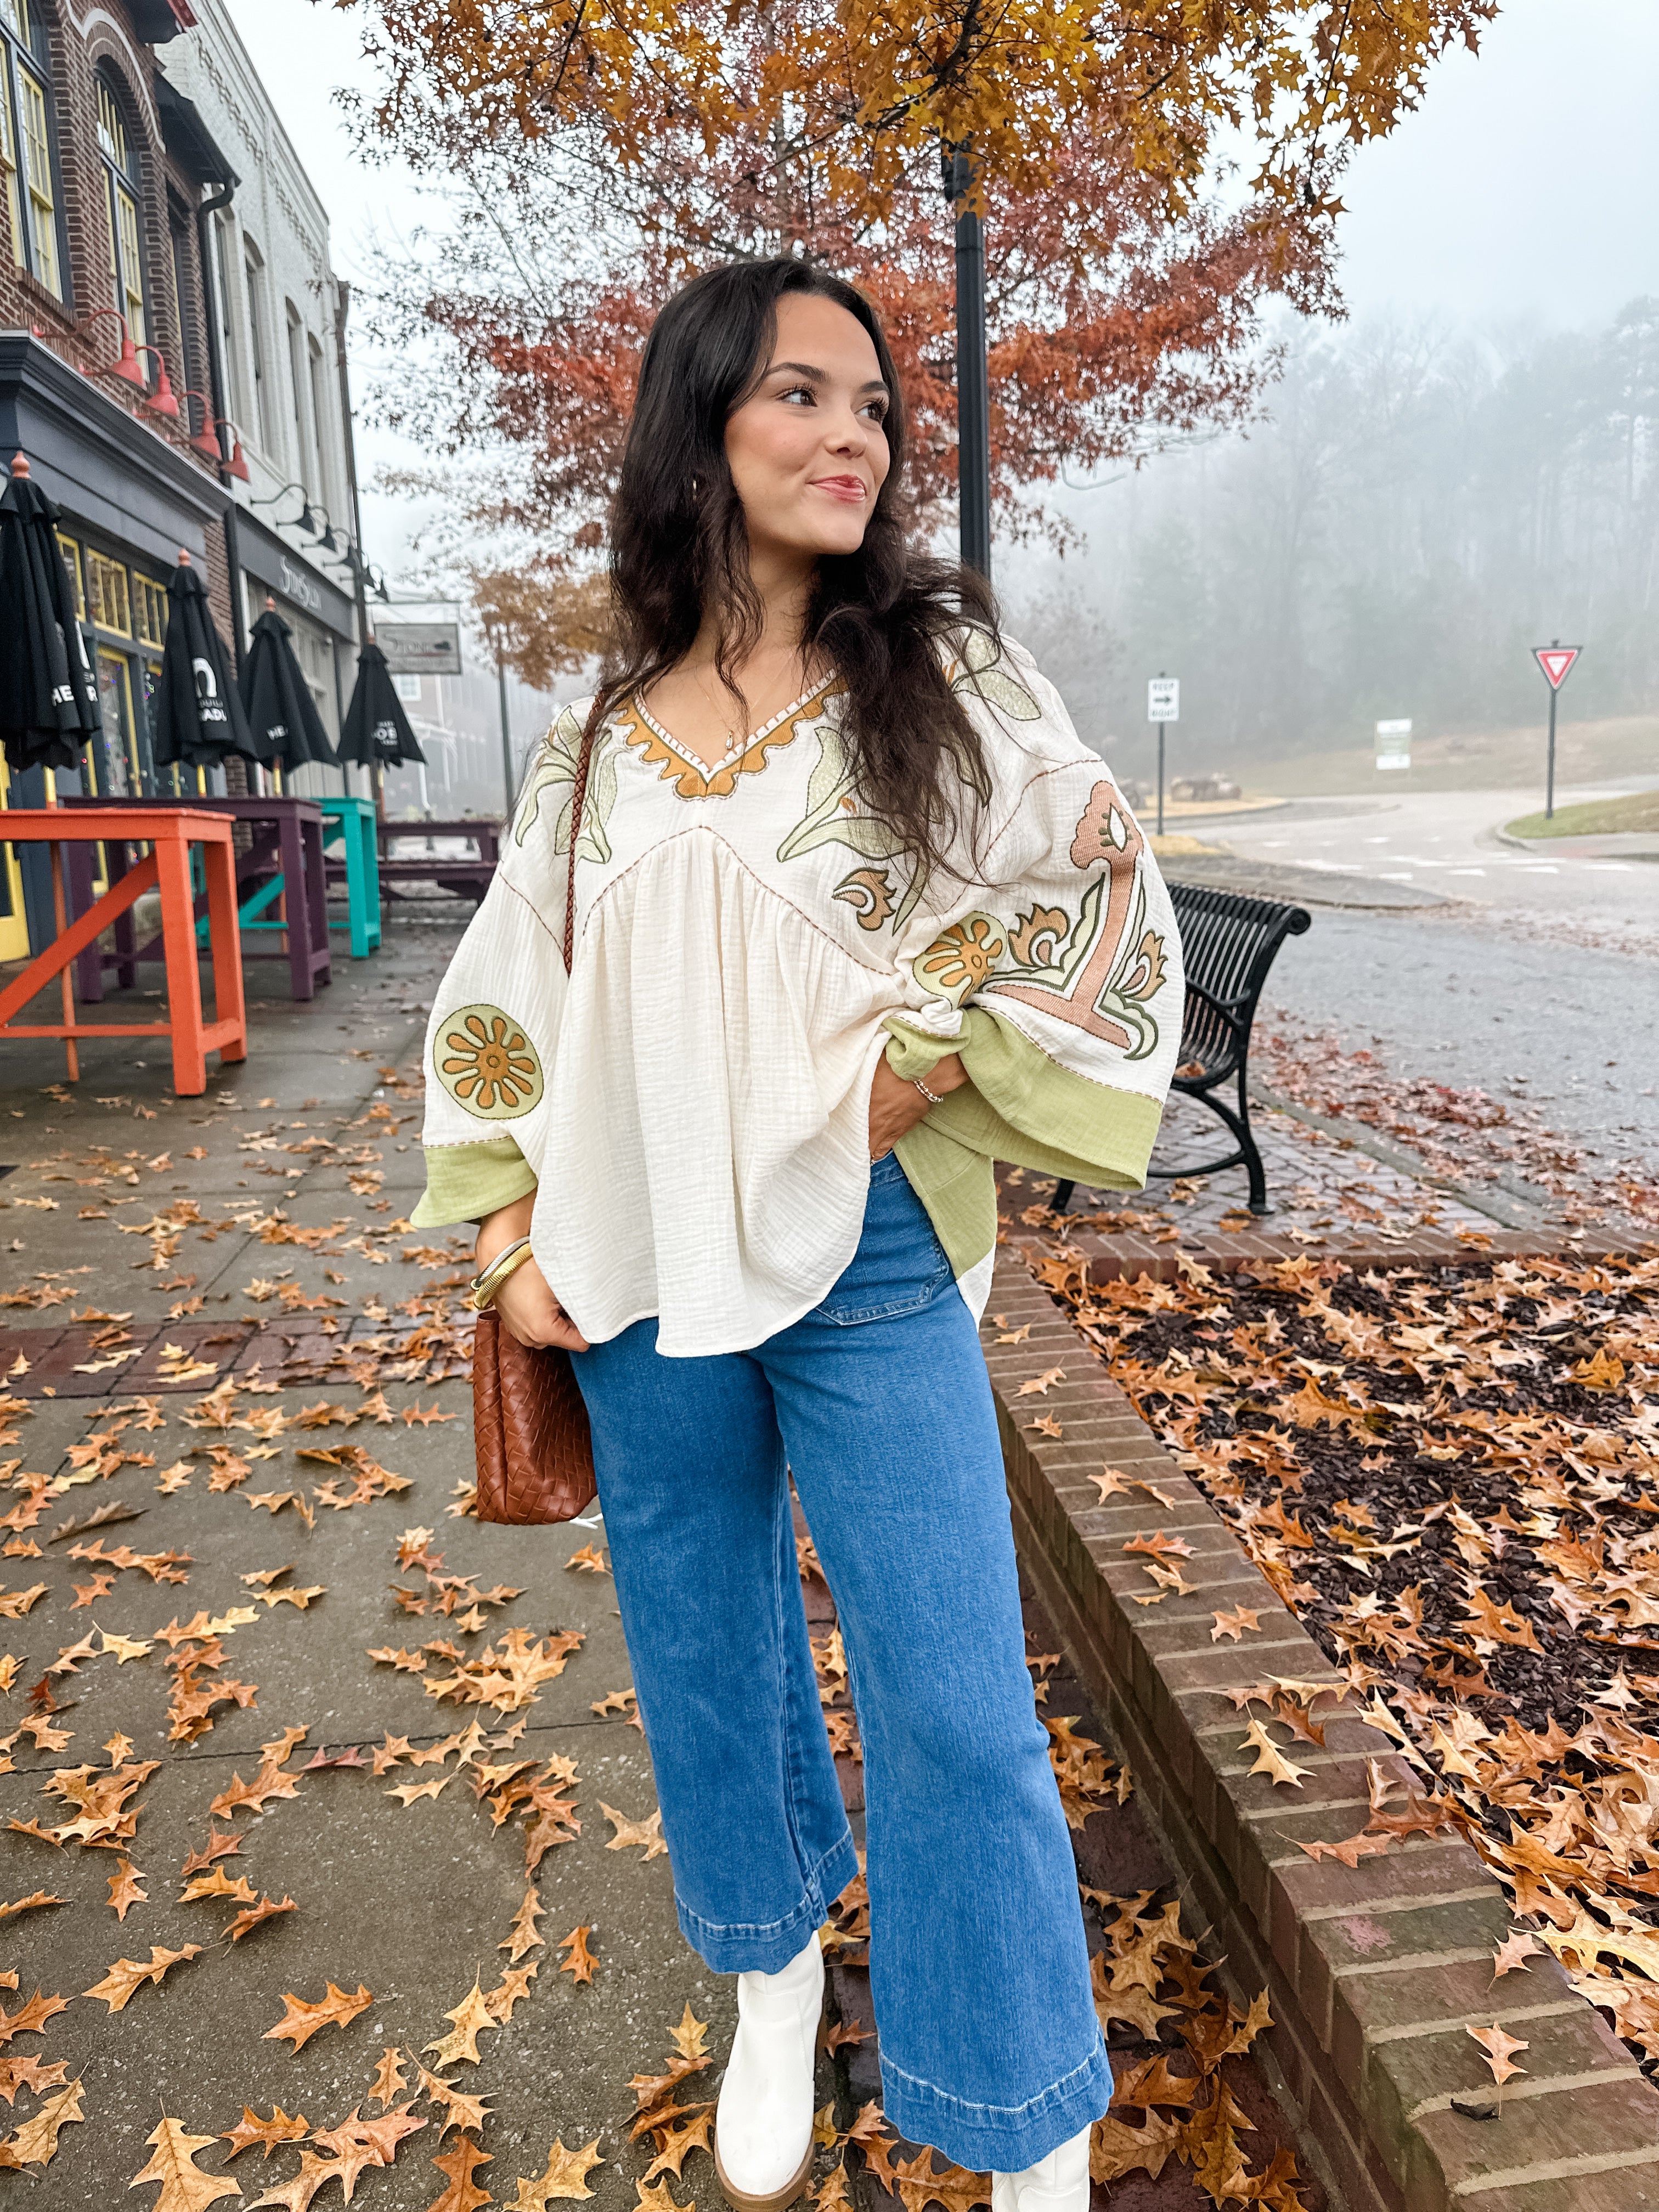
[1147, 673, 1178, 835]
[495, 647, 517, 816]
[944, 143, 991, 581]
[1531, 639, 1580, 822]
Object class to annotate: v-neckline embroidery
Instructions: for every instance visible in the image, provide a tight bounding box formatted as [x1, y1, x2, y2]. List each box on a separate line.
[633, 672, 837, 783]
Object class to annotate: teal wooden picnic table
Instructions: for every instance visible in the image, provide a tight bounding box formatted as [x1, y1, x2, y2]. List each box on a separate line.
[319, 794, 382, 957]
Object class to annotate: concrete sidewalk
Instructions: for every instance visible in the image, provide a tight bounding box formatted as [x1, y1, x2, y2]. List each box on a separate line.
[0, 916, 719, 2207]
[0, 911, 1320, 2209]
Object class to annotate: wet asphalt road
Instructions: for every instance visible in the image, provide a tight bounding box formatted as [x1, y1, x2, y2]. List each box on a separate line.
[1256, 900, 1659, 1183]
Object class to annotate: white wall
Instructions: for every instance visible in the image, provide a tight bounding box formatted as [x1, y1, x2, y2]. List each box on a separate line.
[161, 1, 358, 612]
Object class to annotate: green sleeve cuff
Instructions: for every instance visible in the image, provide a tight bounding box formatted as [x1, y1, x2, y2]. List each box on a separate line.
[885, 1009, 1162, 1189]
[411, 1137, 538, 1228]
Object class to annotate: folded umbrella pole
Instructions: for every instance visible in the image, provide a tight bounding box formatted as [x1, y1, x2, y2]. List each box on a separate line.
[339, 639, 425, 812]
[1, 451, 107, 1075]
[240, 596, 340, 776]
[0, 451, 101, 774]
[151, 551, 267, 776]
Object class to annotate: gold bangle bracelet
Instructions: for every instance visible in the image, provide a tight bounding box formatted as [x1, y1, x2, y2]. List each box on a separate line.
[469, 1238, 535, 1312]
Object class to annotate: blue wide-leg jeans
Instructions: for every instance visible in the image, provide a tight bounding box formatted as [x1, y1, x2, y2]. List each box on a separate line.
[570, 1152, 1112, 2171]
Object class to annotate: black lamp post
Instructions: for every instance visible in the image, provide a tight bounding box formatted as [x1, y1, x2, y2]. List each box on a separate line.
[943, 142, 992, 582]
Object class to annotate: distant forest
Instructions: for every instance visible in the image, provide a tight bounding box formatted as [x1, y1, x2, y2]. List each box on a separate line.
[1010, 302, 1659, 769]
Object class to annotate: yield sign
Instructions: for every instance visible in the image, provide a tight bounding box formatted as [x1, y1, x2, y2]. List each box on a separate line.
[1533, 645, 1580, 690]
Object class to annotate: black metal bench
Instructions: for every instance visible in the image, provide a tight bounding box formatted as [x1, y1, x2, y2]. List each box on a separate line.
[1052, 879, 1311, 1217]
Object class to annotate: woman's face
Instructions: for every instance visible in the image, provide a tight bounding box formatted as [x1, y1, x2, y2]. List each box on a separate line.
[723, 292, 891, 567]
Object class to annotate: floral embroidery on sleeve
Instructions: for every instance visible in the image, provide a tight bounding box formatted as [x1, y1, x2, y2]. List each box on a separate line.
[916, 913, 1006, 1005]
[515, 703, 620, 863]
[983, 778, 1169, 1060]
[832, 866, 896, 931]
[435, 1006, 545, 1119]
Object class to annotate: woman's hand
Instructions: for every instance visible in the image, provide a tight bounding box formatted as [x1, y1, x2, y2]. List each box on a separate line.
[475, 1197, 590, 1352]
[493, 1258, 590, 1351]
[868, 1051, 967, 1160]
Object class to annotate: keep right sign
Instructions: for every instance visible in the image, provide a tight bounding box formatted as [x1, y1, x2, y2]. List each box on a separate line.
[1533, 645, 1580, 690]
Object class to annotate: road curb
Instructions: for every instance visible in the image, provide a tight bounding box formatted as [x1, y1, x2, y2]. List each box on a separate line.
[983, 1247, 1659, 2212]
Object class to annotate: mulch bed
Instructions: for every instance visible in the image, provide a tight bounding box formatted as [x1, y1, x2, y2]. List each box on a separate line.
[1041, 1239, 1659, 2074]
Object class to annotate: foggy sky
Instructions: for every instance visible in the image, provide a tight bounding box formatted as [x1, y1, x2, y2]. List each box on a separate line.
[222, 0, 1659, 583]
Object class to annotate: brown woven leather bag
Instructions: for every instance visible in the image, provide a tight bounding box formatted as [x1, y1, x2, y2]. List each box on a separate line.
[471, 693, 607, 1526]
[472, 1307, 595, 1523]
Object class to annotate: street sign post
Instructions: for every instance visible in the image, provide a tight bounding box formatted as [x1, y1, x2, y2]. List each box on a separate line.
[1375, 718, 1412, 771]
[1531, 641, 1581, 819]
[376, 621, 463, 678]
[1147, 678, 1179, 836]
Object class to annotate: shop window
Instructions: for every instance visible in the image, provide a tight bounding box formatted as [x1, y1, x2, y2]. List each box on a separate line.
[286, 608, 336, 736]
[97, 75, 146, 351]
[0, 0, 62, 298]
[87, 549, 132, 638]
[93, 651, 139, 798]
[57, 531, 85, 619]
[133, 573, 168, 649]
[0, 751, 29, 961]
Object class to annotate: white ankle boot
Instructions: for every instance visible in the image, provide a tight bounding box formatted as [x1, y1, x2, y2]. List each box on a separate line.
[713, 1931, 824, 2210]
[990, 2123, 1092, 2212]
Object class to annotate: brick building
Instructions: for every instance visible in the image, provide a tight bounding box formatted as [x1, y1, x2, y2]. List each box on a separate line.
[0, 0, 368, 957]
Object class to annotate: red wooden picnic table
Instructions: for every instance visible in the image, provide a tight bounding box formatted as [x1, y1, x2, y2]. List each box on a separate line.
[0, 806, 247, 1094]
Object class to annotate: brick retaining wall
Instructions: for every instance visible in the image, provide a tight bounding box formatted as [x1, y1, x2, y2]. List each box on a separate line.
[981, 1250, 1659, 2212]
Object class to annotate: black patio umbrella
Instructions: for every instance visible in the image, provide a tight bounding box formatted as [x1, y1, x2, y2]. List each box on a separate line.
[339, 639, 425, 769]
[0, 451, 101, 773]
[239, 597, 338, 770]
[151, 551, 267, 771]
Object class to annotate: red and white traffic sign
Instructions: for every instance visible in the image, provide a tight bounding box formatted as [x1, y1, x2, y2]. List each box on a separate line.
[1533, 645, 1580, 690]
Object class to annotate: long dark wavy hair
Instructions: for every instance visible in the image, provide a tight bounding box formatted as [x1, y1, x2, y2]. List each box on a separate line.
[605, 256, 1000, 879]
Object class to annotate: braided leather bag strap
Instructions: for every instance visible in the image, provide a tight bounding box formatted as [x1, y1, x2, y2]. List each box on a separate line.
[561, 689, 610, 975]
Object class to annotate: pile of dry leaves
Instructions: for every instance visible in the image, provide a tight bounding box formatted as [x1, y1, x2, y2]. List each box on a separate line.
[1053, 1243, 1659, 2069]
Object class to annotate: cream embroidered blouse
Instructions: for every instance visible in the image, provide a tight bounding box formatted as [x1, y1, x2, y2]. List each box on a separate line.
[414, 633, 1184, 1357]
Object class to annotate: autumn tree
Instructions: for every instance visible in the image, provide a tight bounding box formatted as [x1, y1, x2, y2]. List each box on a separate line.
[337, 0, 1494, 674]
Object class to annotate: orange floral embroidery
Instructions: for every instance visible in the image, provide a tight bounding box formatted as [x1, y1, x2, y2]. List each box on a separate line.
[437, 1006, 544, 1119]
[917, 915, 1005, 999]
[620, 685, 840, 800]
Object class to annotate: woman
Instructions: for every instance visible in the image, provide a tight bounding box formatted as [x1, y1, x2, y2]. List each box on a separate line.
[414, 257, 1183, 2212]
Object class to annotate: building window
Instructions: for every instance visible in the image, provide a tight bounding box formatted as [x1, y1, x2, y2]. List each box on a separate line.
[133, 574, 168, 650]
[211, 213, 241, 424]
[244, 239, 270, 450]
[58, 532, 172, 798]
[308, 332, 330, 506]
[87, 549, 132, 638]
[286, 302, 308, 491]
[56, 532, 84, 618]
[97, 76, 145, 349]
[1, 1, 61, 298]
